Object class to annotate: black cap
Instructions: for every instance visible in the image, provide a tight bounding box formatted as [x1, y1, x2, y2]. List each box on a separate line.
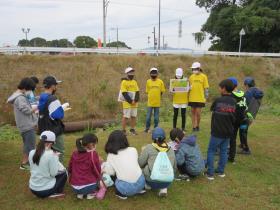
[43, 76, 61, 88]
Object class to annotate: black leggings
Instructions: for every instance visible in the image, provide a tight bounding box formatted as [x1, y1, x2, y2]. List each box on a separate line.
[30, 172, 67, 198]
[173, 108, 186, 130]
[240, 124, 250, 151]
[229, 126, 239, 161]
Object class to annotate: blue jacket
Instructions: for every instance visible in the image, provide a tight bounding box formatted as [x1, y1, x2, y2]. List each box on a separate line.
[245, 87, 264, 105]
[175, 135, 205, 176]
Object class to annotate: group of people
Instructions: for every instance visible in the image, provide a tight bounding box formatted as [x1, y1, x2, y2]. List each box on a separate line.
[7, 61, 264, 200]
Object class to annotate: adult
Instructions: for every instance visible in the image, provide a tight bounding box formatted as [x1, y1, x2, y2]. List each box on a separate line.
[145, 67, 166, 133]
[38, 76, 65, 162]
[7, 78, 38, 170]
[188, 62, 209, 132]
[120, 67, 140, 135]
[29, 131, 67, 198]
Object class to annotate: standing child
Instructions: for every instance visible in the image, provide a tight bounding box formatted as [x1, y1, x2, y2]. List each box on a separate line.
[139, 127, 176, 197]
[27, 76, 40, 105]
[239, 77, 264, 155]
[171, 68, 189, 131]
[188, 62, 209, 132]
[29, 131, 67, 198]
[145, 67, 166, 133]
[119, 67, 140, 135]
[102, 130, 145, 200]
[7, 78, 38, 170]
[227, 77, 248, 163]
[69, 133, 106, 200]
[206, 79, 236, 180]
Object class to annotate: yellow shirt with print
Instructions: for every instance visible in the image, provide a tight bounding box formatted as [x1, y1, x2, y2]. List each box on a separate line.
[146, 78, 166, 107]
[120, 79, 139, 109]
[188, 73, 209, 103]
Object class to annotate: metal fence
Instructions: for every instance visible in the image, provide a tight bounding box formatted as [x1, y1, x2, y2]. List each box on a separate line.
[0, 46, 280, 57]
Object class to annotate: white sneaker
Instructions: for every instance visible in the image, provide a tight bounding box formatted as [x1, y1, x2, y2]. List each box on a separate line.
[77, 194, 83, 199]
[145, 184, 152, 190]
[48, 193, 65, 198]
[158, 188, 167, 197]
[217, 173, 226, 178]
[86, 193, 96, 199]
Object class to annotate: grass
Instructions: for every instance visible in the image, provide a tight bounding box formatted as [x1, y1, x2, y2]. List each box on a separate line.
[0, 113, 280, 210]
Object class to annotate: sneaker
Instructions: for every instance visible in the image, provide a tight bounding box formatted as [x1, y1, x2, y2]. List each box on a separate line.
[175, 174, 190, 181]
[130, 128, 138, 136]
[217, 173, 226, 178]
[196, 127, 200, 131]
[144, 128, 150, 133]
[77, 194, 84, 199]
[205, 173, 215, 181]
[145, 184, 152, 190]
[87, 193, 96, 200]
[158, 188, 167, 197]
[138, 190, 146, 195]
[237, 150, 251, 155]
[20, 163, 30, 170]
[48, 193, 65, 198]
[192, 128, 196, 132]
[115, 191, 128, 200]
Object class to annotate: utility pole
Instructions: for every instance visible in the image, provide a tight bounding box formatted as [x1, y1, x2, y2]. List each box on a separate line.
[22, 28, 30, 46]
[152, 27, 156, 50]
[239, 28, 245, 54]
[103, 0, 109, 48]
[116, 27, 119, 54]
[162, 35, 165, 49]
[158, 0, 161, 51]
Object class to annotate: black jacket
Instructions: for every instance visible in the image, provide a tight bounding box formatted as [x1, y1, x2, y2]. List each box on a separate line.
[210, 95, 236, 139]
[231, 90, 247, 126]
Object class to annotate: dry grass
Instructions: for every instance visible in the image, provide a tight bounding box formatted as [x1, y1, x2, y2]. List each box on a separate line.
[1, 54, 280, 125]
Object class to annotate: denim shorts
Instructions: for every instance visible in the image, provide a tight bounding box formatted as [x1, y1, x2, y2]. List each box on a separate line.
[21, 129, 36, 154]
[115, 174, 145, 196]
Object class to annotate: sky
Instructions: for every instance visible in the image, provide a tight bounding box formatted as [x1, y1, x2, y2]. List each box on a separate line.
[0, 0, 211, 50]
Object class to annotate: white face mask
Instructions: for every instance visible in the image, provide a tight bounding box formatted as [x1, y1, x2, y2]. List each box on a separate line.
[25, 90, 33, 96]
[193, 70, 199, 74]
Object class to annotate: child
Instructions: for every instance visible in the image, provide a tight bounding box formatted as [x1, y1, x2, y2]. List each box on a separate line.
[171, 68, 189, 131]
[170, 128, 204, 178]
[102, 130, 145, 200]
[38, 76, 65, 162]
[138, 127, 176, 197]
[29, 131, 67, 198]
[145, 67, 166, 133]
[27, 76, 40, 105]
[188, 62, 209, 132]
[228, 77, 248, 163]
[119, 67, 140, 135]
[206, 79, 236, 180]
[168, 128, 184, 151]
[239, 77, 264, 154]
[68, 133, 106, 200]
[7, 77, 38, 170]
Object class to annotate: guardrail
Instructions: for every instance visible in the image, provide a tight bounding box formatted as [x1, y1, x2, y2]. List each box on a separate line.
[0, 46, 279, 57]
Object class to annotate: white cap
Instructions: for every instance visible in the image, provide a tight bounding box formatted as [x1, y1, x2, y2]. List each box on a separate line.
[191, 62, 201, 69]
[175, 68, 183, 77]
[40, 131, 56, 142]
[150, 67, 159, 73]
[125, 67, 134, 74]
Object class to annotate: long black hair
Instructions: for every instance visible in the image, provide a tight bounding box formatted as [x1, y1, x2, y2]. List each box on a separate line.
[33, 140, 53, 165]
[105, 130, 129, 154]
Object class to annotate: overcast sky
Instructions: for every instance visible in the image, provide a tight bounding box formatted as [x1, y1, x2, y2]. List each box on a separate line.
[0, 0, 211, 50]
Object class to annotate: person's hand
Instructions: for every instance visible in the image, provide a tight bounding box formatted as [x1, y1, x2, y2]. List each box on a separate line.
[131, 100, 136, 106]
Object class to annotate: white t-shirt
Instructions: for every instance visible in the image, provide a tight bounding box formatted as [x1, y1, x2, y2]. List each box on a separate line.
[102, 147, 142, 183]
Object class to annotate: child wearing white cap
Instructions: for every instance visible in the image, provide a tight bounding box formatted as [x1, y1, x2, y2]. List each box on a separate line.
[188, 62, 209, 132]
[29, 131, 67, 198]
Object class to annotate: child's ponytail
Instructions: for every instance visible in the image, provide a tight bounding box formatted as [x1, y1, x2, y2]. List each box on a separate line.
[76, 138, 86, 153]
[33, 141, 46, 165]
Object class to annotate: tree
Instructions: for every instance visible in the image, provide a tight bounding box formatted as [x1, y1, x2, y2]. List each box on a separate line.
[58, 39, 73, 47]
[30, 37, 47, 47]
[73, 36, 97, 48]
[18, 39, 30, 47]
[107, 41, 130, 49]
[196, 0, 280, 52]
[192, 32, 207, 46]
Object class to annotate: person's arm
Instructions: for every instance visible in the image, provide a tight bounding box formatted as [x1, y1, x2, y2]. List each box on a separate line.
[122, 92, 133, 103]
[68, 154, 73, 175]
[134, 91, 140, 102]
[48, 95, 64, 120]
[138, 146, 149, 168]
[175, 147, 185, 166]
[49, 154, 59, 177]
[203, 75, 210, 99]
[15, 96, 33, 115]
[161, 80, 166, 94]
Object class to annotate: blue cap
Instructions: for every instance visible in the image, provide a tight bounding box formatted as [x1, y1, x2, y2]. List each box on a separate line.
[244, 77, 255, 86]
[152, 127, 166, 141]
[228, 77, 238, 86]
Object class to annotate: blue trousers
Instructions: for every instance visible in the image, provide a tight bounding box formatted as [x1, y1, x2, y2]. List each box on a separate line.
[72, 184, 98, 195]
[207, 135, 229, 176]
[115, 174, 145, 196]
[145, 107, 160, 130]
[146, 180, 171, 190]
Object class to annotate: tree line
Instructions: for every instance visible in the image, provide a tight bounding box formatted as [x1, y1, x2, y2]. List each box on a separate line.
[18, 36, 130, 48]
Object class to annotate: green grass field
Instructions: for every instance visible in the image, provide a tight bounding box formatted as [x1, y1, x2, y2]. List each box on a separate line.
[0, 113, 279, 210]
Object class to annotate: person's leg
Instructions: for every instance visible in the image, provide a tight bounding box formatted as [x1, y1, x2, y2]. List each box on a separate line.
[196, 107, 202, 129]
[228, 126, 238, 162]
[154, 107, 160, 128]
[21, 129, 36, 165]
[122, 117, 128, 131]
[145, 107, 152, 131]
[240, 124, 250, 152]
[173, 107, 179, 128]
[181, 108, 186, 130]
[130, 108, 137, 130]
[145, 180, 171, 190]
[30, 188, 54, 198]
[191, 107, 196, 129]
[207, 136, 221, 176]
[217, 138, 230, 174]
[73, 184, 98, 195]
[54, 135, 65, 163]
[54, 172, 68, 193]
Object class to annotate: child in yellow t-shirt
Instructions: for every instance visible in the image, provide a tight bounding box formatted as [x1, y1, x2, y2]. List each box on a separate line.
[188, 62, 209, 132]
[119, 67, 140, 135]
[145, 67, 166, 133]
[171, 68, 189, 131]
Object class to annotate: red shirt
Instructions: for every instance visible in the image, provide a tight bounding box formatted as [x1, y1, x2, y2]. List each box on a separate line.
[68, 150, 101, 186]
